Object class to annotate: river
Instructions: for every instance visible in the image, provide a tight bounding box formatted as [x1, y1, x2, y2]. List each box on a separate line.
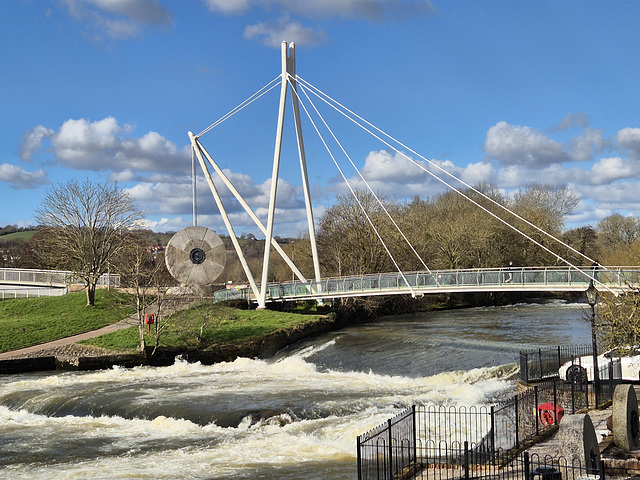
[0, 299, 592, 479]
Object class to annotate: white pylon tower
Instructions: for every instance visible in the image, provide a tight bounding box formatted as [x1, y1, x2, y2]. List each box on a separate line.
[188, 41, 322, 309]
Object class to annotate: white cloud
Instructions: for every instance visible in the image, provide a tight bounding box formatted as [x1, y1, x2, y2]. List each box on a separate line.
[616, 127, 640, 159]
[61, 0, 172, 39]
[244, 17, 328, 47]
[568, 128, 608, 162]
[0, 164, 48, 189]
[23, 117, 190, 174]
[549, 112, 590, 132]
[202, 0, 252, 14]
[203, 0, 436, 20]
[20, 125, 54, 162]
[484, 121, 570, 166]
[590, 157, 638, 184]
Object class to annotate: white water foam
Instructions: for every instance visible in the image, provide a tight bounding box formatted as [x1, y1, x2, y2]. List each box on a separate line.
[0, 357, 514, 479]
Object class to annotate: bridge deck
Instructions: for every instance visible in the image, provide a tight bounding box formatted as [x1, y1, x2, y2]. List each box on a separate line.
[215, 266, 638, 304]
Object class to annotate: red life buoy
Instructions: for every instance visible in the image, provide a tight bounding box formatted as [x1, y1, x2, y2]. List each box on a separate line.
[537, 403, 564, 426]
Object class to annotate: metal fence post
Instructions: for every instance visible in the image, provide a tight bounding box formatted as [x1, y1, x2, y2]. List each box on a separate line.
[520, 352, 528, 383]
[464, 440, 469, 480]
[412, 405, 417, 466]
[524, 451, 530, 480]
[490, 405, 495, 454]
[538, 348, 543, 380]
[514, 395, 520, 449]
[388, 418, 393, 480]
[534, 386, 539, 436]
[356, 435, 362, 480]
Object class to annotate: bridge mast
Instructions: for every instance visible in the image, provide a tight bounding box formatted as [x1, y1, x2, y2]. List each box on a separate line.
[258, 41, 321, 308]
[288, 43, 322, 291]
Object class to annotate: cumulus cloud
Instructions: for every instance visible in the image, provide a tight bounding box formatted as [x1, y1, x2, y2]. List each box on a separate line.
[61, 0, 172, 39]
[568, 128, 608, 162]
[20, 125, 54, 162]
[549, 112, 590, 132]
[484, 121, 571, 167]
[244, 17, 328, 47]
[128, 170, 302, 217]
[0, 164, 49, 189]
[616, 127, 640, 159]
[203, 0, 436, 20]
[590, 157, 638, 184]
[22, 117, 190, 175]
[335, 150, 496, 199]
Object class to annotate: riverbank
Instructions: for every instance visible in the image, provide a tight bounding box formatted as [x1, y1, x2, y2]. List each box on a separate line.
[0, 313, 341, 374]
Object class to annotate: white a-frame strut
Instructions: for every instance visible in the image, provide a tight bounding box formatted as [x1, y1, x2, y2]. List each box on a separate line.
[188, 41, 322, 309]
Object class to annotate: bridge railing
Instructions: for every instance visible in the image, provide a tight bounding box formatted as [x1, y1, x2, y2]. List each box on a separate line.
[0, 268, 120, 288]
[213, 266, 640, 304]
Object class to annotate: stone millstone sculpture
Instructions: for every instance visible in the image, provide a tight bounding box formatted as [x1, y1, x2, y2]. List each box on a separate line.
[165, 226, 226, 286]
[612, 383, 640, 451]
[558, 413, 600, 471]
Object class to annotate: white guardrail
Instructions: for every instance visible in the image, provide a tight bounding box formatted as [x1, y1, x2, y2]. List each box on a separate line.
[0, 268, 120, 300]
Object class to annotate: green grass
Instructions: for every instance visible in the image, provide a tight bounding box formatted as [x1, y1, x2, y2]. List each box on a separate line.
[0, 290, 133, 353]
[82, 303, 327, 352]
[0, 231, 36, 244]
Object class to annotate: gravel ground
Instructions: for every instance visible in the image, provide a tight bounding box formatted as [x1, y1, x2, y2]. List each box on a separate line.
[5, 343, 128, 359]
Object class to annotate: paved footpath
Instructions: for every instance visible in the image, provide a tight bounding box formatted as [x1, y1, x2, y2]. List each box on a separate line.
[0, 300, 192, 360]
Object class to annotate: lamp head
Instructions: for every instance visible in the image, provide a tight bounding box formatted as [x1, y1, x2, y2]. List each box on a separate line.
[586, 282, 597, 307]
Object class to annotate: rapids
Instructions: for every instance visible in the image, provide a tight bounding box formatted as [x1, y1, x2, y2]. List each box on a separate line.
[0, 300, 592, 479]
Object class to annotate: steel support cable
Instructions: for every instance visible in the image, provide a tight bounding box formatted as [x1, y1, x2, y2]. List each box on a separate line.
[287, 75, 416, 296]
[296, 76, 612, 293]
[293, 77, 434, 278]
[196, 76, 281, 138]
[296, 77, 602, 270]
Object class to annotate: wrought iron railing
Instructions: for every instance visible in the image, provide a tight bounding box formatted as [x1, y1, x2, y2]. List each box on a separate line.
[357, 371, 620, 480]
[520, 345, 592, 383]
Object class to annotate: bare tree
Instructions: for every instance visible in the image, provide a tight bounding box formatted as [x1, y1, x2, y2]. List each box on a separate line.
[116, 233, 173, 356]
[35, 179, 143, 307]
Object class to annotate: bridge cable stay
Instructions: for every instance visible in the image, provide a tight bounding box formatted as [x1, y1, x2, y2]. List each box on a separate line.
[286, 75, 418, 296]
[297, 75, 602, 270]
[289, 74, 436, 282]
[296, 76, 613, 294]
[196, 76, 281, 138]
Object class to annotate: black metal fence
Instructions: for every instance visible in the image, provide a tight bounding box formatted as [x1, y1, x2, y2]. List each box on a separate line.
[357, 374, 620, 480]
[520, 345, 592, 383]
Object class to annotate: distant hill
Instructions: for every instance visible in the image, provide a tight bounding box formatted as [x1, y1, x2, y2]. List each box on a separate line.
[0, 230, 36, 244]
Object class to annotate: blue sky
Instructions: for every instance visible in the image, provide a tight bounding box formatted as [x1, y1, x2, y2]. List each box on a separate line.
[2, 1, 640, 238]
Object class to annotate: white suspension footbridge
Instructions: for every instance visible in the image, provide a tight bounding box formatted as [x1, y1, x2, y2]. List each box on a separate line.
[169, 42, 636, 307]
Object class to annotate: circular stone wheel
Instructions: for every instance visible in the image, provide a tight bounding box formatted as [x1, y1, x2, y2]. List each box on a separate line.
[165, 226, 226, 286]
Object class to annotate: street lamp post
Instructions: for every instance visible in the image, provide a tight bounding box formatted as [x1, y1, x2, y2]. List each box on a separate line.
[586, 282, 600, 403]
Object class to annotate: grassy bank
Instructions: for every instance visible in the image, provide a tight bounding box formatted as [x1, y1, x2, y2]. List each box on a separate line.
[0, 290, 133, 353]
[0, 291, 329, 355]
[81, 303, 328, 353]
